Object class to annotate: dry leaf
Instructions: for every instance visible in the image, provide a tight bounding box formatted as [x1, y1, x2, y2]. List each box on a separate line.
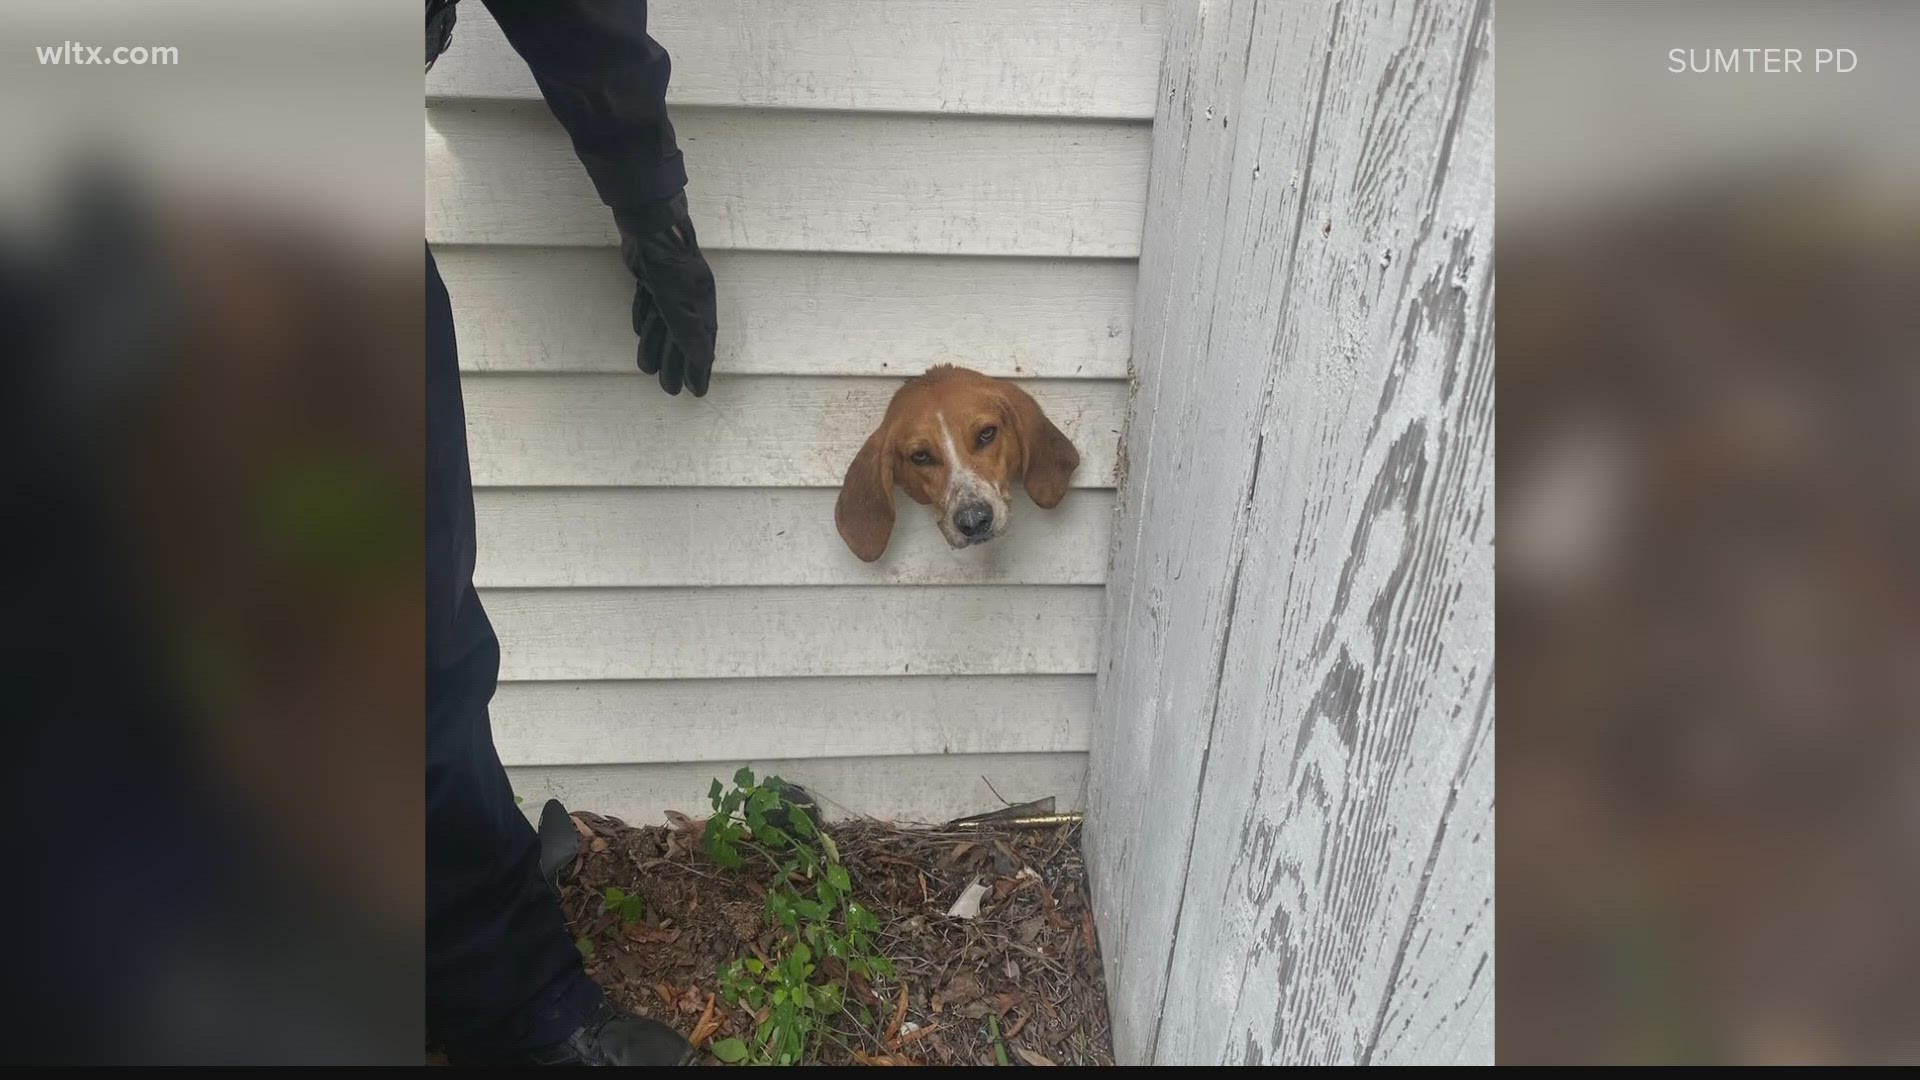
[942, 972, 985, 1005]
[653, 982, 676, 1009]
[626, 924, 681, 945]
[1016, 1047, 1058, 1067]
[884, 983, 909, 1042]
[687, 995, 720, 1049]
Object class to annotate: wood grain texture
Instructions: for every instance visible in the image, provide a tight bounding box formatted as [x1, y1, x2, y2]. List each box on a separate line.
[463, 374, 1124, 489]
[1084, 0, 1494, 1066]
[483, 584, 1103, 681]
[474, 488, 1117, 587]
[491, 675, 1093, 766]
[426, 104, 1150, 256]
[434, 244, 1135, 379]
[429, 0, 1165, 120]
[509, 752, 1089, 827]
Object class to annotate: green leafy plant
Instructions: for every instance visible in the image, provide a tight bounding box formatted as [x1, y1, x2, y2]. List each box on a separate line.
[601, 886, 645, 926]
[704, 768, 895, 1065]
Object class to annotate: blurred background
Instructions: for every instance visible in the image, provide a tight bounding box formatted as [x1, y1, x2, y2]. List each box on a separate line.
[4, 0, 1916, 1066]
[1, 1, 420, 1063]
[1501, 0, 1920, 1065]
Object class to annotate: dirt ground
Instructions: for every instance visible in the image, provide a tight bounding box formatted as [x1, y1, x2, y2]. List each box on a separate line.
[560, 807, 1113, 1066]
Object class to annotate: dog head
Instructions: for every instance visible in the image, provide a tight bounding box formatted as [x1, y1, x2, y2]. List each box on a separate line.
[835, 366, 1080, 562]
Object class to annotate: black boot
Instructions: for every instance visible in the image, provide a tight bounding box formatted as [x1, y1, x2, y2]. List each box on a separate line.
[537, 797, 580, 893]
[523, 1001, 699, 1066]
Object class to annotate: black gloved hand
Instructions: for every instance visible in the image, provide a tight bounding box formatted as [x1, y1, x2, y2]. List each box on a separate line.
[613, 191, 719, 397]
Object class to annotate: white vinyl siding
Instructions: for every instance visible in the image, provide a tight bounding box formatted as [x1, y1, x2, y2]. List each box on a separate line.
[428, 0, 1160, 824]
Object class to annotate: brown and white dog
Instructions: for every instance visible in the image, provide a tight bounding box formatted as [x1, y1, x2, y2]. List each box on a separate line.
[836, 365, 1080, 561]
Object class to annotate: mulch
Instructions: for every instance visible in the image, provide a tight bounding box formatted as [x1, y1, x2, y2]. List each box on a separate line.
[562, 807, 1113, 1066]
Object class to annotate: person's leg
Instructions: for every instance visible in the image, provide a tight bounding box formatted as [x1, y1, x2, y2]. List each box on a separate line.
[424, 246, 601, 1059]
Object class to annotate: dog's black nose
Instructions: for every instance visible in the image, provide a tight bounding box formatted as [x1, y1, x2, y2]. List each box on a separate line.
[955, 505, 993, 539]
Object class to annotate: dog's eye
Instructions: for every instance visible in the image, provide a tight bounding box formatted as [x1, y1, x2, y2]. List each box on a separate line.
[975, 426, 997, 449]
[910, 450, 935, 467]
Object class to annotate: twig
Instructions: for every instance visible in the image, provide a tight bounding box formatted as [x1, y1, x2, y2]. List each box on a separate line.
[892, 1022, 941, 1049]
[949, 813, 1084, 831]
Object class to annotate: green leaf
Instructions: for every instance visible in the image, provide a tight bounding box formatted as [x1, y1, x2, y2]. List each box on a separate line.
[735, 766, 756, 789]
[791, 812, 816, 839]
[819, 832, 840, 864]
[792, 898, 827, 921]
[705, 820, 744, 868]
[574, 935, 594, 960]
[772, 987, 786, 1006]
[709, 1038, 749, 1064]
[708, 778, 723, 805]
[827, 864, 852, 893]
[794, 942, 812, 965]
[745, 957, 763, 974]
[604, 886, 625, 906]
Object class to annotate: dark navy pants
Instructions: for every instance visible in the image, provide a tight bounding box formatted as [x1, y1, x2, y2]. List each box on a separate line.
[426, 247, 601, 1057]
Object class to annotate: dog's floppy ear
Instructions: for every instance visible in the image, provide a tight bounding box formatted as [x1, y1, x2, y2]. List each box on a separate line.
[1005, 383, 1080, 508]
[836, 423, 896, 561]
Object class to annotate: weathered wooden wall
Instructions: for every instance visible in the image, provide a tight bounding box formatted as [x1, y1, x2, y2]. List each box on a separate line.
[427, 1, 1164, 825]
[1084, 0, 1494, 1065]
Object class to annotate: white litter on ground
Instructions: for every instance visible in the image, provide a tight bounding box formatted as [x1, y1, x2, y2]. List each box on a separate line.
[945, 877, 990, 919]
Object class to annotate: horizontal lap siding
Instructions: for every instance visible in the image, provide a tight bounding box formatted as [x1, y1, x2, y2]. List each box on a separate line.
[483, 585, 1103, 681]
[427, 0, 1163, 118]
[427, 105, 1150, 256]
[436, 246, 1135, 378]
[474, 488, 1117, 587]
[462, 374, 1124, 488]
[429, 1, 1151, 824]
[491, 676, 1093, 765]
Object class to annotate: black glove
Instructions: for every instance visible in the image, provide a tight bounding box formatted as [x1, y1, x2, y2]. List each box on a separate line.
[614, 191, 718, 397]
